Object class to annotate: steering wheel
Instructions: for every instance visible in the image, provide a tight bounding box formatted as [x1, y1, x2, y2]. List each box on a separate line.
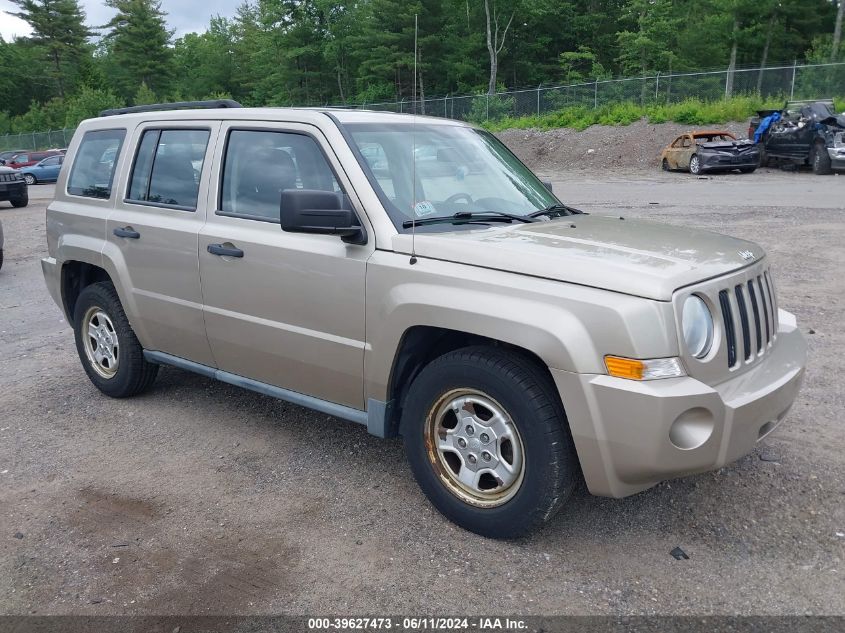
[444, 192, 473, 205]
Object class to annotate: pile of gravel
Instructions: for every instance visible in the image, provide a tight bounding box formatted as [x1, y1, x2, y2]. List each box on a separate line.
[497, 118, 749, 172]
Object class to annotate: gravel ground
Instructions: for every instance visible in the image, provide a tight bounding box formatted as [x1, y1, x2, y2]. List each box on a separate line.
[1, 170, 843, 617]
[498, 119, 749, 171]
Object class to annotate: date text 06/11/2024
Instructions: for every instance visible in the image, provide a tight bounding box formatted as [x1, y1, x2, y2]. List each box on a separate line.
[307, 617, 529, 630]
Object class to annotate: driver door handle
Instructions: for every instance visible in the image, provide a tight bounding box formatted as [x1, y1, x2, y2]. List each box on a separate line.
[207, 243, 244, 258]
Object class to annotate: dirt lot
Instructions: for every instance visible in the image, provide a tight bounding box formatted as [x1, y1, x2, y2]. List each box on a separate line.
[1, 168, 844, 617]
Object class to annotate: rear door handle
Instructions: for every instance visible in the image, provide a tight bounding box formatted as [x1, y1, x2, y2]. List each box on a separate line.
[113, 227, 140, 239]
[207, 243, 244, 258]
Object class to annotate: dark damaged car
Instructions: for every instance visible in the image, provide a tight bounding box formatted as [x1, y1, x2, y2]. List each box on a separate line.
[750, 99, 845, 174]
[660, 131, 760, 175]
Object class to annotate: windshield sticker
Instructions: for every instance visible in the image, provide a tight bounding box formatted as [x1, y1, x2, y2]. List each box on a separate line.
[414, 200, 437, 217]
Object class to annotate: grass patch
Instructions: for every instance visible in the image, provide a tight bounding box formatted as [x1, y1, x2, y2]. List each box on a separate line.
[483, 96, 844, 132]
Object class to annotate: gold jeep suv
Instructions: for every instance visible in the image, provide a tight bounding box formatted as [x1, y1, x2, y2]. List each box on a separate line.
[42, 101, 806, 538]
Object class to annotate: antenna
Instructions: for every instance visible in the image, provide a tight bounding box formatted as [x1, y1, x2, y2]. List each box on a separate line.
[410, 12, 418, 265]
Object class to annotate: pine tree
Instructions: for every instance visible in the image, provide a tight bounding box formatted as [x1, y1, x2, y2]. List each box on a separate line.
[7, 0, 92, 98]
[101, 0, 174, 100]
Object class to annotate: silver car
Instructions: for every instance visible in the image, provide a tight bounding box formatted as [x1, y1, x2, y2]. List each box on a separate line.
[41, 102, 807, 538]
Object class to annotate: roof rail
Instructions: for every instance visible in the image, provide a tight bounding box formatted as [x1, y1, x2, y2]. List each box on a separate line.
[99, 99, 243, 117]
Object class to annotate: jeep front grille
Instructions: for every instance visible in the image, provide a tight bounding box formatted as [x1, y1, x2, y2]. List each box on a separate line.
[717, 269, 778, 369]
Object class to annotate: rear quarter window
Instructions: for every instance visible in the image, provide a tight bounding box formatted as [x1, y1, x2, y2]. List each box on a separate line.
[67, 129, 126, 199]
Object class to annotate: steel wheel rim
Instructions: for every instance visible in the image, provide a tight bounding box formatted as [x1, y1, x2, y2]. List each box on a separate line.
[424, 388, 525, 508]
[82, 306, 120, 379]
[24, 174, 35, 185]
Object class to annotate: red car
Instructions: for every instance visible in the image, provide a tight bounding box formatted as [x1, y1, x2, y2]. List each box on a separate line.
[5, 150, 62, 169]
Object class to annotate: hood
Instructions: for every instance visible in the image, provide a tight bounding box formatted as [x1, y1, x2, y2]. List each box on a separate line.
[821, 114, 845, 129]
[0, 165, 16, 174]
[392, 215, 765, 301]
[699, 139, 756, 150]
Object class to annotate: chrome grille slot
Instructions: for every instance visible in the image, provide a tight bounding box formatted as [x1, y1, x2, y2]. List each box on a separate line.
[735, 284, 751, 361]
[764, 270, 778, 332]
[747, 279, 763, 353]
[757, 275, 771, 345]
[719, 290, 737, 368]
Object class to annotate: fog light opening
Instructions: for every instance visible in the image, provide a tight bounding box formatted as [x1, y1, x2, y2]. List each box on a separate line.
[669, 408, 715, 451]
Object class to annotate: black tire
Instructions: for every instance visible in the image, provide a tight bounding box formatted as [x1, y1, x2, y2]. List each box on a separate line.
[72, 281, 158, 398]
[739, 166, 757, 174]
[22, 173, 36, 186]
[811, 143, 833, 175]
[10, 189, 28, 208]
[0, 249, 3, 271]
[688, 154, 702, 175]
[401, 346, 579, 539]
[661, 158, 670, 172]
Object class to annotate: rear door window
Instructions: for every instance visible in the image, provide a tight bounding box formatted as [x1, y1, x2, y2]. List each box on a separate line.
[67, 129, 126, 199]
[127, 129, 210, 210]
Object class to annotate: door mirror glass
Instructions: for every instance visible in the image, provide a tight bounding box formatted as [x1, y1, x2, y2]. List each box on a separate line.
[280, 189, 366, 244]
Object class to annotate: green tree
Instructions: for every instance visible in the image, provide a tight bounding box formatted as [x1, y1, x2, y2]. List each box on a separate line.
[63, 85, 123, 125]
[100, 0, 174, 100]
[6, 0, 92, 97]
[616, 0, 680, 76]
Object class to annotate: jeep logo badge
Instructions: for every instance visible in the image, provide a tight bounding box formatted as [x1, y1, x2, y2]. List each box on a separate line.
[739, 250, 755, 261]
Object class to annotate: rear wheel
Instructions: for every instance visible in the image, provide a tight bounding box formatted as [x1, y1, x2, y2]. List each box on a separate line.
[689, 154, 702, 175]
[401, 346, 579, 539]
[22, 173, 36, 186]
[10, 189, 28, 207]
[73, 281, 158, 398]
[811, 143, 833, 175]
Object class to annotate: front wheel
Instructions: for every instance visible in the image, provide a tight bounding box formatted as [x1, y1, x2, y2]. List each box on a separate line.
[661, 158, 671, 172]
[22, 173, 36, 186]
[401, 347, 579, 539]
[739, 166, 757, 174]
[689, 154, 702, 175]
[811, 143, 833, 175]
[10, 189, 28, 207]
[73, 281, 158, 398]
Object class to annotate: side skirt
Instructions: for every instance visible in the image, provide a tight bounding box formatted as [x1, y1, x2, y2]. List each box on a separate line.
[143, 350, 393, 437]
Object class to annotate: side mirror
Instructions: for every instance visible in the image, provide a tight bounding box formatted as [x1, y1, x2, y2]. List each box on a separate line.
[280, 189, 366, 245]
[541, 180, 554, 193]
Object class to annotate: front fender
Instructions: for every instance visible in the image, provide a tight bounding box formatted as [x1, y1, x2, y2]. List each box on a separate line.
[363, 251, 678, 402]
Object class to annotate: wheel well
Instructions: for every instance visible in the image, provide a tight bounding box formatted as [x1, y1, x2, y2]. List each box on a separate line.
[385, 326, 551, 437]
[61, 261, 112, 326]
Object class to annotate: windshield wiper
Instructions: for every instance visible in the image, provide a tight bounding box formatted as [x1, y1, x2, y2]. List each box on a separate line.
[402, 210, 535, 229]
[528, 203, 585, 219]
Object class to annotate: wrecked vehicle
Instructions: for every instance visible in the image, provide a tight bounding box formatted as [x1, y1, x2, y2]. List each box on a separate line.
[749, 99, 845, 174]
[660, 131, 760, 175]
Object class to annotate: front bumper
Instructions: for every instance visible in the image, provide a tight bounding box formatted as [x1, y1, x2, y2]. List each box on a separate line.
[827, 147, 845, 170]
[700, 153, 760, 171]
[0, 181, 26, 201]
[553, 309, 806, 498]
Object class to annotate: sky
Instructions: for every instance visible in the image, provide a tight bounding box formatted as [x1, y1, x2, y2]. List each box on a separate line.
[0, 0, 234, 41]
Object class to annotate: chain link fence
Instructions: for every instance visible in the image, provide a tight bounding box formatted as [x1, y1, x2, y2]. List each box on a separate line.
[0, 128, 74, 152]
[354, 61, 845, 122]
[1, 61, 843, 151]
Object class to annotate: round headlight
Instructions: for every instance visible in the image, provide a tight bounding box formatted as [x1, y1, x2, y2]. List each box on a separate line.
[682, 295, 714, 359]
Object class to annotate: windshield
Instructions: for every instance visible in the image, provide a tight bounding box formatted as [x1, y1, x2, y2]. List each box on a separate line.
[345, 122, 559, 231]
